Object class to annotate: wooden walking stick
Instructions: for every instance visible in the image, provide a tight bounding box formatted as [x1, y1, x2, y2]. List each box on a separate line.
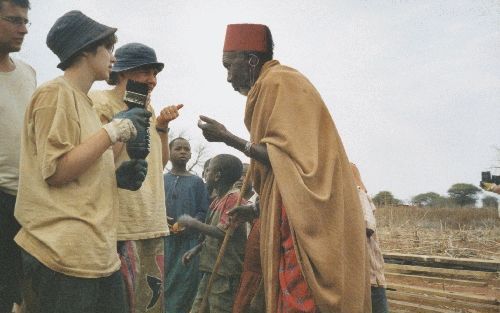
[199, 169, 252, 313]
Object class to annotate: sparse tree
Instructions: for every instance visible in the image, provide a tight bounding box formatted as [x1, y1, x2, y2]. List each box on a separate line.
[482, 195, 498, 209]
[187, 142, 209, 173]
[447, 183, 481, 207]
[372, 191, 401, 207]
[411, 192, 448, 208]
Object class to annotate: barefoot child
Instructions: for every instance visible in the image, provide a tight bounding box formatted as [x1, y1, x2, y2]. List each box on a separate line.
[179, 154, 247, 313]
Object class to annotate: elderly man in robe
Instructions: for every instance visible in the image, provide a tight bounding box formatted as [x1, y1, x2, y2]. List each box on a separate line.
[198, 24, 371, 313]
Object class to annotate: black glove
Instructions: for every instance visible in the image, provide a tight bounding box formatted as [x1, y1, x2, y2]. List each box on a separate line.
[113, 107, 151, 132]
[114, 107, 152, 160]
[116, 159, 148, 191]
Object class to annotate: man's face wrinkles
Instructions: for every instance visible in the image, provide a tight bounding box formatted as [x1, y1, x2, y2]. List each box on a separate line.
[223, 52, 251, 96]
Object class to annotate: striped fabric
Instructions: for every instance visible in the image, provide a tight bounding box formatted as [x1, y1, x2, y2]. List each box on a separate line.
[277, 206, 319, 313]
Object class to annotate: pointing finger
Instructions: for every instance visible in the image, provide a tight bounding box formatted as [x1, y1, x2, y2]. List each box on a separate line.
[199, 115, 216, 124]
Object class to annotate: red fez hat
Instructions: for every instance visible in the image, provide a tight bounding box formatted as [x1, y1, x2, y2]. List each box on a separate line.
[223, 24, 269, 52]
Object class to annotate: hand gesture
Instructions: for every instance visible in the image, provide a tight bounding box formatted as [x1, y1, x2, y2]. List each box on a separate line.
[157, 104, 183, 129]
[228, 204, 257, 224]
[182, 245, 200, 265]
[177, 214, 196, 229]
[197, 115, 230, 143]
[480, 181, 497, 192]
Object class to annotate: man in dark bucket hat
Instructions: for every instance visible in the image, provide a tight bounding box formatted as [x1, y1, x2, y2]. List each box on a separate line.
[90, 42, 182, 313]
[108, 42, 164, 83]
[14, 11, 151, 313]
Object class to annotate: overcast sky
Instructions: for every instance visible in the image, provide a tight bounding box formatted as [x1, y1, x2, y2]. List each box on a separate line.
[13, 0, 500, 202]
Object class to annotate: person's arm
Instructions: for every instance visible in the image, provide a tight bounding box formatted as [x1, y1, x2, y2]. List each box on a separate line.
[182, 243, 203, 265]
[481, 181, 500, 195]
[98, 115, 125, 161]
[494, 185, 500, 194]
[156, 104, 184, 167]
[177, 214, 225, 240]
[227, 201, 259, 224]
[198, 115, 270, 166]
[46, 108, 146, 186]
[157, 129, 169, 167]
[46, 129, 112, 186]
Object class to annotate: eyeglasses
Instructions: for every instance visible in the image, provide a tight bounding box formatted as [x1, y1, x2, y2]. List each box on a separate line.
[0, 15, 31, 28]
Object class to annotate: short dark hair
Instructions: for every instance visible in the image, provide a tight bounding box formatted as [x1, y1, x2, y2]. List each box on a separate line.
[0, 0, 30, 10]
[59, 33, 117, 70]
[169, 137, 189, 150]
[204, 158, 211, 170]
[211, 154, 242, 186]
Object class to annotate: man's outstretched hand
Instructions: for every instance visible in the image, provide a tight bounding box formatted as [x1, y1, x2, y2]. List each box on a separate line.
[197, 115, 231, 143]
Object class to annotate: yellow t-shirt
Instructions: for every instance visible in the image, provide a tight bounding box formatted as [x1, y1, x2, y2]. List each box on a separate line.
[89, 89, 169, 240]
[14, 77, 120, 278]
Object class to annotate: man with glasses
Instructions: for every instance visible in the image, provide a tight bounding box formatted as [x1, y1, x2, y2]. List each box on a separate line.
[0, 1, 35, 312]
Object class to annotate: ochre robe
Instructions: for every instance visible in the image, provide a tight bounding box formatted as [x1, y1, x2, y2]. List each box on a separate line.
[244, 60, 371, 313]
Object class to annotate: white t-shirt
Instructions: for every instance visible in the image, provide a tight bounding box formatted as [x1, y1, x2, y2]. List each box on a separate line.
[0, 58, 36, 195]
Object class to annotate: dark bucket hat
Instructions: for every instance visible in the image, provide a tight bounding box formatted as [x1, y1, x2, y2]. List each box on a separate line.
[111, 43, 164, 73]
[46, 10, 117, 69]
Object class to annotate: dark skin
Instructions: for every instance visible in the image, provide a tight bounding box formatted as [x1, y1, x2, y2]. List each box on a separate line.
[233, 163, 255, 200]
[169, 138, 191, 176]
[197, 52, 270, 167]
[167, 138, 192, 232]
[179, 158, 234, 265]
[197, 52, 272, 223]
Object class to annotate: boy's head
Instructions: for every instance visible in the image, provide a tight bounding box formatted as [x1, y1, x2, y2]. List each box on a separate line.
[233, 162, 249, 190]
[233, 163, 254, 199]
[205, 154, 242, 192]
[202, 158, 211, 181]
[46, 10, 117, 71]
[169, 137, 191, 167]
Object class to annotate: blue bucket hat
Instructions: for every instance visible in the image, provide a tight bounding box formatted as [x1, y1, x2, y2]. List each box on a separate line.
[46, 10, 117, 69]
[112, 43, 164, 73]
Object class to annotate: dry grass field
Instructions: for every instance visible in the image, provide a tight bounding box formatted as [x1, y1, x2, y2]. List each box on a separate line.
[375, 206, 500, 312]
[376, 206, 500, 260]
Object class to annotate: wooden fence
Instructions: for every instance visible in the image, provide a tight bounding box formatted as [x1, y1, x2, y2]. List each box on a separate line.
[383, 253, 499, 313]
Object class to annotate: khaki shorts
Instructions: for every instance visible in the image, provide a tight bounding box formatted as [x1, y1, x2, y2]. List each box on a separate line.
[190, 272, 240, 313]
